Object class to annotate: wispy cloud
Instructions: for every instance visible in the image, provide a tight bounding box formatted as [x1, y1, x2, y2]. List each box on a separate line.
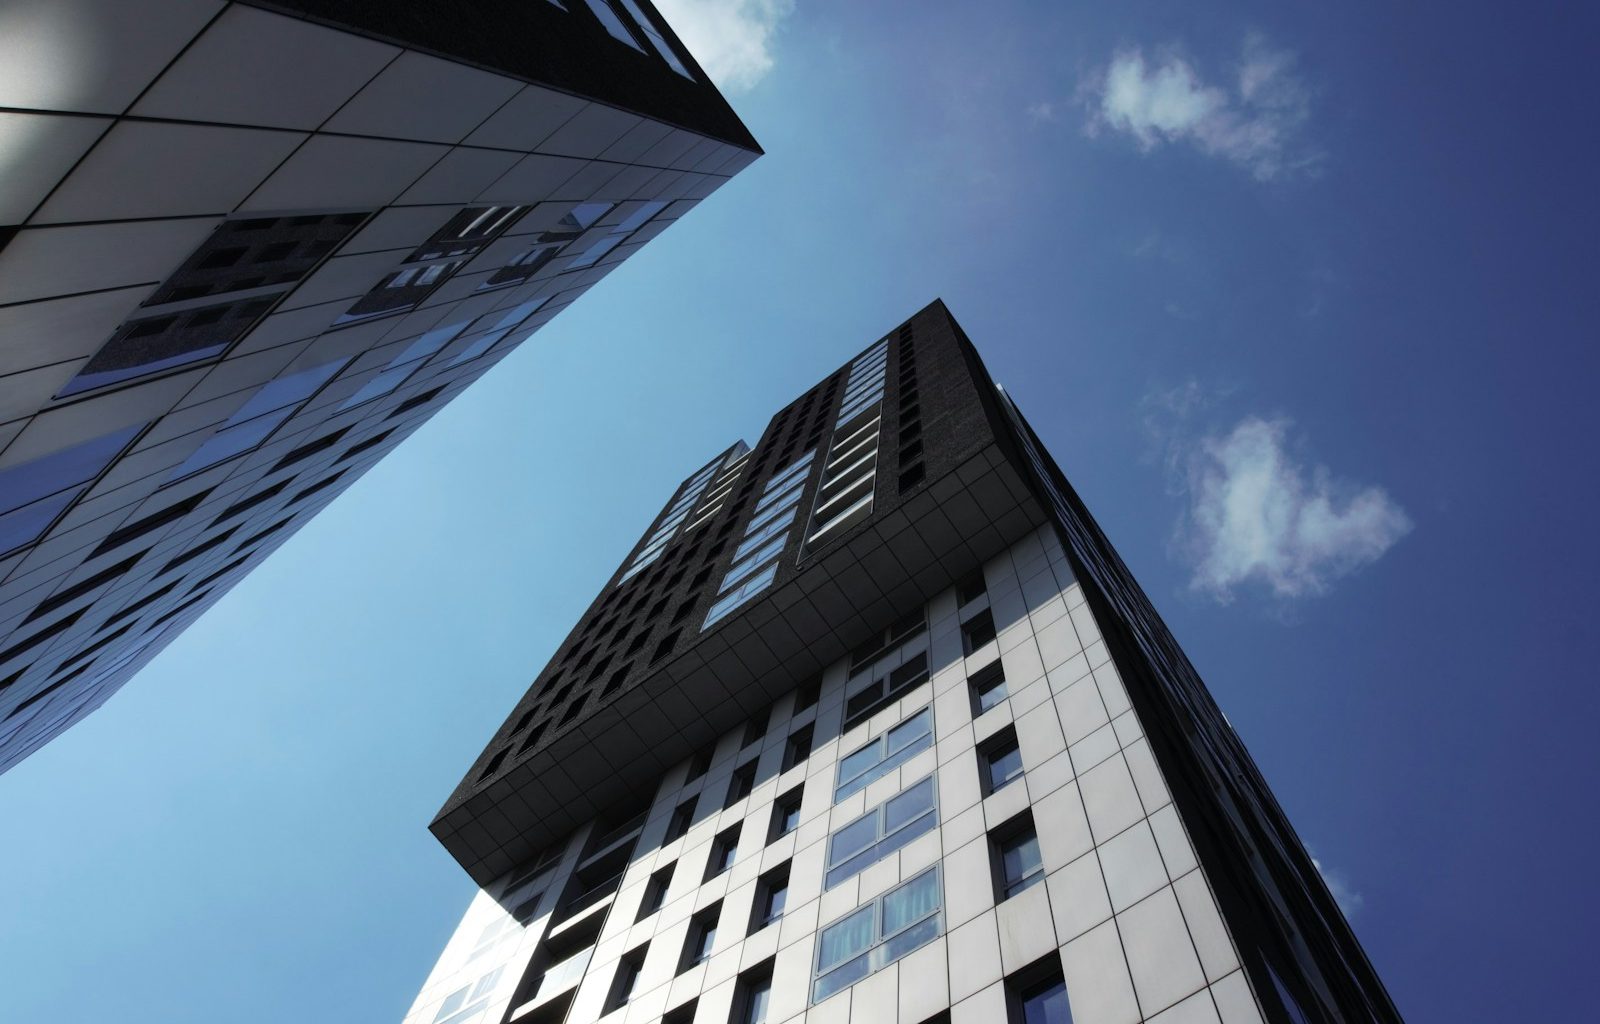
[1147, 386, 1411, 602]
[1311, 851, 1365, 916]
[1084, 34, 1317, 180]
[654, 0, 794, 93]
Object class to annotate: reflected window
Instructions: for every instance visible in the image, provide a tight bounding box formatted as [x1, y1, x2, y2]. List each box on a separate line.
[172, 359, 348, 479]
[834, 706, 933, 802]
[0, 424, 145, 556]
[825, 776, 937, 889]
[993, 815, 1045, 899]
[59, 297, 274, 397]
[337, 206, 525, 325]
[616, 0, 697, 77]
[813, 867, 941, 1003]
[969, 660, 1008, 715]
[981, 728, 1024, 794]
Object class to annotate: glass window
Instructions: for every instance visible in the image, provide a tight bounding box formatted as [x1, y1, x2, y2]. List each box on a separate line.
[639, 863, 673, 919]
[172, 358, 347, 479]
[825, 776, 937, 889]
[962, 608, 997, 655]
[615, 0, 695, 77]
[834, 707, 933, 802]
[970, 660, 1008, 714]
[702, 561, 777, 629]
[813, 868, 941, 1004]
[782, 725, 813, 771]
[681, 903, 721, 970]
[983, 730, 1024, 794]
[726, 761, 756, 806]
[1017, 975, 1073, 1024]
[583, 0, 646, 51]
[1, 425, 145, 556]
[771, 789, 802, 839]
[739, 971, 771, 1024]
[816, 905, 874, 974]
[753, 863, 790, 930]
[998, 823, 1044, 898]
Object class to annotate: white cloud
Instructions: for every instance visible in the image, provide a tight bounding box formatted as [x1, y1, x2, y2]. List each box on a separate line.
[653, 0, 794, 93]
[1176, 416, 1411, 601]
[1311, 852, 1365, 916]
[1087, 34, 1316, 180]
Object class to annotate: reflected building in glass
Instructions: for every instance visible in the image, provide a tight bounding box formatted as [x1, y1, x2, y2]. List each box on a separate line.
[410, 301, 1404, 1024]
[0, 0, 759, 772]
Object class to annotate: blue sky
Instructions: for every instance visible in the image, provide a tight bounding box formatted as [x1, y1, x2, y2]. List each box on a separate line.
[2, 2, 1596, 1021]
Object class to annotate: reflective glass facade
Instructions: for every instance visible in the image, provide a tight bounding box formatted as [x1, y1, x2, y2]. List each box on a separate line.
[0, 0, 759, 773]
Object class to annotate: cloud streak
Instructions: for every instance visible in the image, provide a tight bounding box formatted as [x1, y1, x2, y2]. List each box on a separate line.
[1086, 34, 1317, 180]
[1146, 387, 1410, 603]
[654, 0, 794, 93]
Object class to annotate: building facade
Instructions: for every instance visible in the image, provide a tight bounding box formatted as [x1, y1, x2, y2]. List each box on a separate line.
[0, 0, 759, 772]
[413, 302, 1402, 1024]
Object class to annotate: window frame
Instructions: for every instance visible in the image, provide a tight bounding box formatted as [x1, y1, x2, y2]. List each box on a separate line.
[834, 706, 934, 802]
[811, 866, 942, 1004]
[824, 774, 938, 889]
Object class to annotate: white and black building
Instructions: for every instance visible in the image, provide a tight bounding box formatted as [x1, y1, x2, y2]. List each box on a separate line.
[412, 302, 1404, 1024]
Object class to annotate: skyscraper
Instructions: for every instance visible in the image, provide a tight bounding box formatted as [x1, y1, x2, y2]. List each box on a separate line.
[0, 0, 759, 772]
[411, 301, 1402, 1024]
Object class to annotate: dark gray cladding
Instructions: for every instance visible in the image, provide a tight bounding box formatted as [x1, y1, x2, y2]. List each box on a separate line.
[432, 300, 1047, 879]
[243, 0, 761, 153]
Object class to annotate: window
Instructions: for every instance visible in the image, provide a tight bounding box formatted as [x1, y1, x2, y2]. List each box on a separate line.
[665, 799, 696, 842]
[339, 322, 465, 410]
[969, 660, 1008, 716]
[604, 945, 647, 1013]
[751, 863, 790, 932]
[726, 759, 757, 807]
[1, 424, 146, 557]
[661, 1000, 698, 1024]
[825, 776, 937, 889]
[271, 427, 349, 472]
[680, 902, 721, 970]
[980, 727, 1024, 795]
[684, 744, 713, 782]
[27, 551, 145, 623]
[512, 891, 543, 924]
[957, 572, 987, 607]
[783, 724, 814, 771]
[843, 649, 930, 728]
[431, 965, 505, 1024]
[961, 608, 997, 655]
[705, 826, 739, 879]
[794, 677, 820, 712]
[1010, 967, 1073, 1024]
[337, 206, 524, 324]
[741, 712, 767, 750]
[171, 358, 349, 480]
[770, 787, 803, 841]
[59, 296, 274, 397]
[638, 863, 674, 920]
[834, 706, 933, 802]
[812, 867, 941, 1003]
[89, 489, 212, 558]
[992, 815, 1045, 899]
[615, 0, 697, 78]
[734, 961, 774, 1024]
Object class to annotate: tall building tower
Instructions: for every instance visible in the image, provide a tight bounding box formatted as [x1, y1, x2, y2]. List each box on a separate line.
[412, 301, 1402, 1024]
[0, 0, 759, 771]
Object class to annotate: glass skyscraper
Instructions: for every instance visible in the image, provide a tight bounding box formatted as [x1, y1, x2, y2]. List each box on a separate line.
[0, 0, 759, 772]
